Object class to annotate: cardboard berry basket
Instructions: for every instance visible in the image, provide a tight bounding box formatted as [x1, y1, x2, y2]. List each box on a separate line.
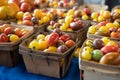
[19, 31, 79, 78]
[0, 24, 34, 67]
[79, 38, 120, 80]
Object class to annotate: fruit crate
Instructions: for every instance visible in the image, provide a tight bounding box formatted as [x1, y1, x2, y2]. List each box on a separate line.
[79, 38, 120, 80]
[0, 24, 34, 67]
[19, 31, 79, 78]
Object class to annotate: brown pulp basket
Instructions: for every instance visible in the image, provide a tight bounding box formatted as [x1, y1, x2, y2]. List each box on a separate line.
[0, 24, 34, 67]
[19, 31, 79, 78]
[79, 38, 120, 80]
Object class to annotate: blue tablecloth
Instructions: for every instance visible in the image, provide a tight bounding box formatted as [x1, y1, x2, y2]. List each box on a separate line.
[0, 58, 80, 80]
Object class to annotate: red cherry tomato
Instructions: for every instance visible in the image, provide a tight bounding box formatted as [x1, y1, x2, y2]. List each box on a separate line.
[0, 33, 8, 42]
[65, 40, 75, 48]
[101, 45, 119, 55]
[4, 27, 13, 35]
[110, 32, 120, 38]
[59, 34, 71, 42]
[14, 28, 22, 37]
[47, 32, 59, 46]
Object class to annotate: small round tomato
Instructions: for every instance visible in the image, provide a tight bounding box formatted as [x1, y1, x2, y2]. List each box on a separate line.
[110, 32, 120, 38]
[59, 34, 71, 42]
[47, 46, 57, 52]
[38, 40, 48, 50]
[101, 45, 119, 55]
[9, 34, 19, 42]
[46, 32, 59, 46]
[85, 39, 93, 46]
[0, 33, 8, 42]
[23, 16, 32, 20]
[14, 28, 22, 37]
[117, 28, 120, 32]
[20, 29, 28, 36]
[28, 40, 39, 50]
[4, 27, 13, 35]
[65, 40, 75, 48]
[0, 25, 6, 33]
[22, 20, 34, 26]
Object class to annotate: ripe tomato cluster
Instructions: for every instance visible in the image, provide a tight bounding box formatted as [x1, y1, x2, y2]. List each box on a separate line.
[88, 20, 120, 38]
[81, 37, 120, 65]
[48, 16, 85, 32]
[16, 9, 53, 26]
[0, 24, 28, 42]
[28, 31, 75, 53]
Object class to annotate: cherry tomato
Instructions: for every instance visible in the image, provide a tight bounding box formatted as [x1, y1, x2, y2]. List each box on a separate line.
[22, 20, 34, 26]
[85, 39, 93, 46]
[38, 40, 48, 50]
[46, 32, 59, 46]
[28, 40, 39, 50]
[110, 32, 120, 38]
[81, 51, 92, 61]
[0, 33, 8, 42]
[9, 34, 19, 42]
[65, 40, 75, 48]
[59, 34, 71, 42]
[14, 28, 22, 37]
[74, 47, 80, 58]
[117, 27, 120, 32]
[4, 27, 13, 35]
[47, 46, 57, 52]
[101, 45, 119, 55]
[0, 25, 6, 33]
[20, 29, 28, 37]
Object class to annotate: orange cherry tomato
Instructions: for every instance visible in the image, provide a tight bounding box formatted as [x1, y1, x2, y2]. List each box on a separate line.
[65, 39, 75, 48]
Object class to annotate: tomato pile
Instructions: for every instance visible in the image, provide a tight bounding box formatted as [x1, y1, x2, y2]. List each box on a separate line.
[28, 31, 75, 53]
[48, 16, 85, 32]
[88, 20, 120, 38]
[0, 24, 28, 42]
[16, 9, 53, 26]
[80, 37, 120, 65]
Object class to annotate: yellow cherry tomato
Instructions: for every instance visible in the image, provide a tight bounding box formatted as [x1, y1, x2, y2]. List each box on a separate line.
[88, 26, 96, 34]
[38, 40, 48, 50]
[74, 47, 81, 58]
[81, 51, 92, 61]
[16, 11, 24, 20]
[9, 34, 19, 42]
[36, 34, 45, 41]
[101, 37, 110, 45]
[28, 40, 39, 50]
[83, 46, 93, 52]
[48, 46, 57, 52]
[85, 40, 93, 46]
[82, 15, 89, 20]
